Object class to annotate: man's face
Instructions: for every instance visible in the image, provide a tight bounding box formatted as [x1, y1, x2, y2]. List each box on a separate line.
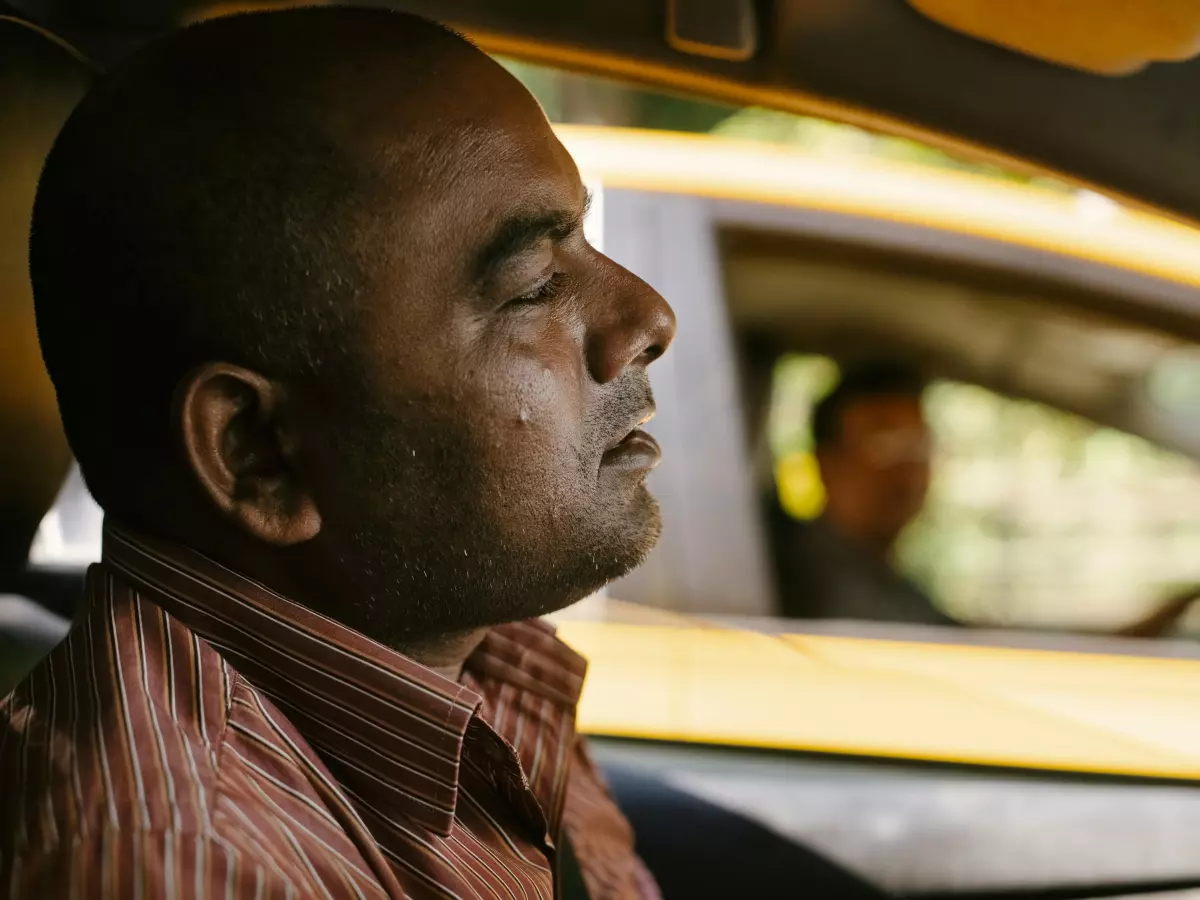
[296, 62, 676, 642]
[820, 395, 932, 543]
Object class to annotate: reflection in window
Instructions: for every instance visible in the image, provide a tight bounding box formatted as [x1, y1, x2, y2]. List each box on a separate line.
[769, 354, 1200, 634]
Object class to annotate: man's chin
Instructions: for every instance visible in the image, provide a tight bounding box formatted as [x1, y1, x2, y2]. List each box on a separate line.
[607, 482, 662, 558]
[580, 487, 662, 589]
[500, 489, 662, 624]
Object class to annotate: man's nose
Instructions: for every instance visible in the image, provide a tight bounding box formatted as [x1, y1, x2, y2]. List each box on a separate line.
[585, 264, 676, 385]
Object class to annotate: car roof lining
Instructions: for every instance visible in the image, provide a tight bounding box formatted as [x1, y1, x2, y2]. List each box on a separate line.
[14, 0, 1200, 229]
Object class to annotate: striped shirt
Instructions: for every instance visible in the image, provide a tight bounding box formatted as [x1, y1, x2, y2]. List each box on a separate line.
[0, 524, 657, 899]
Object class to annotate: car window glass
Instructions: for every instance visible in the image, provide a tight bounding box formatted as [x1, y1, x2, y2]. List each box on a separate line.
[769, 353, 1200, 635]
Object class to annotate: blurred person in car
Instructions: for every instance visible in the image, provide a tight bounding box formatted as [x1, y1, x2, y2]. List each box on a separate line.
[768, 359, 958, 625]
[0, 8, 675, 899]
[769, 360, 1200, 637]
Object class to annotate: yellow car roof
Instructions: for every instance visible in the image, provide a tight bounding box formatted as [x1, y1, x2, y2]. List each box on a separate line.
[555, 124, 1200, 291]
[555, 609, 1200, 781]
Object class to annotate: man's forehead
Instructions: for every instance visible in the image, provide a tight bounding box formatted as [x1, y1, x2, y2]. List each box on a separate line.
[372, 112, 584, 246]
[293, 44, 586, 276]
[426, 118, 575, 191]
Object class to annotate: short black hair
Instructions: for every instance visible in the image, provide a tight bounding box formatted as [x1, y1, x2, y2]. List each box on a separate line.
[811, 359, 927, 449]
[30, 8, 472, 516]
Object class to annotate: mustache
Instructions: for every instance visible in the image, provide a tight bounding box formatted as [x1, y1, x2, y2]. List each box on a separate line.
[590, 369, 656, 442]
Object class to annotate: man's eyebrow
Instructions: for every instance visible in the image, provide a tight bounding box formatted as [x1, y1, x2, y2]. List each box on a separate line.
[474, 190, 594, 281]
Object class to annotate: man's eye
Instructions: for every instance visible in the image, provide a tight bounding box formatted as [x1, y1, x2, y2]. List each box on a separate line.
[508, 272, 570, 307]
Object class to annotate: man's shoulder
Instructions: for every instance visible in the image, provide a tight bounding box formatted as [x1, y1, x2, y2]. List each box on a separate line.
[767, 505, 834, 571]
[0, 623, 366, 898]
[1, 820, 310, 899]
[763, 495, 821, 543]
[0, 604, 236, 844]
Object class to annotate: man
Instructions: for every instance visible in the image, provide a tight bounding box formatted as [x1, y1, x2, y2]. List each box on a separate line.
[0, 8, 675, 898]
[768, 359, 956, 625]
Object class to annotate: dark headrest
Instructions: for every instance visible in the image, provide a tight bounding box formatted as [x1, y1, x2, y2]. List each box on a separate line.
[0, 17, 92, 574]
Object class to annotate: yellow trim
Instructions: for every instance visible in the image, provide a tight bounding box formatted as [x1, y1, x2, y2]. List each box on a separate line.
[554, 124, 1200, 290]
[558, 621, 1200, 779]
[470, 29, 1195, 226]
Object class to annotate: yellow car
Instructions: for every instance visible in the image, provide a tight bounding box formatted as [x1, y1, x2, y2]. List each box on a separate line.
[538, 124, 1200, 897]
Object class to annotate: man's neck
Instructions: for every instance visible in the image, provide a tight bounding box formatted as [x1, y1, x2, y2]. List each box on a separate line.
[391, 629, 490, 682]
[861, 531, 897, 565]
[824, 516, 898, 566]
[125, 515, 490, 682]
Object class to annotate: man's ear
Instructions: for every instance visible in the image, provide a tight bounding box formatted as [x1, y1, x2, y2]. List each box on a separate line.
[174, 362, 321, 546]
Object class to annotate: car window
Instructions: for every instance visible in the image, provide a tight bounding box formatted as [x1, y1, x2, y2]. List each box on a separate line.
[30, 463, 102, 567]
[500, 58, 1068, 188]
[769, 353, 1200, 635]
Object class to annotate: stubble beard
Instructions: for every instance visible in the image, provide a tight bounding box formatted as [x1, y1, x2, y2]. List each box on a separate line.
[324, 414, 663, 649]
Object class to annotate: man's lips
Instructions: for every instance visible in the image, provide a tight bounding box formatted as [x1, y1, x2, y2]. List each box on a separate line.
[602, 411, 661, 472]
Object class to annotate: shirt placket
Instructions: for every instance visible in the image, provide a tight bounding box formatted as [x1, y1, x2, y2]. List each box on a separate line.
[465, 719, 559, 851]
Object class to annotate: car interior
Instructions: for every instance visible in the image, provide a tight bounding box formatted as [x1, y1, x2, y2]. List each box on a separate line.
[0, 14, 89, 693]
[8, 2, 1200, 898]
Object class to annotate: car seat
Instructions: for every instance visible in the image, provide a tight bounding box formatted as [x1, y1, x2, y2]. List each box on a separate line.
[0, 14, 92, 694]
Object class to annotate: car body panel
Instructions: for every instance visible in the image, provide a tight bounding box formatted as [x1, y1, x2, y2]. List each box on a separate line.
[556, 125, 1200, 292]
[555, 608, 1200, 781]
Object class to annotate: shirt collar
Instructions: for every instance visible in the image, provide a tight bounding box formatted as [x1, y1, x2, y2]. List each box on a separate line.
[102, 522, 494, 835]
[469, 618, 587, 709]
